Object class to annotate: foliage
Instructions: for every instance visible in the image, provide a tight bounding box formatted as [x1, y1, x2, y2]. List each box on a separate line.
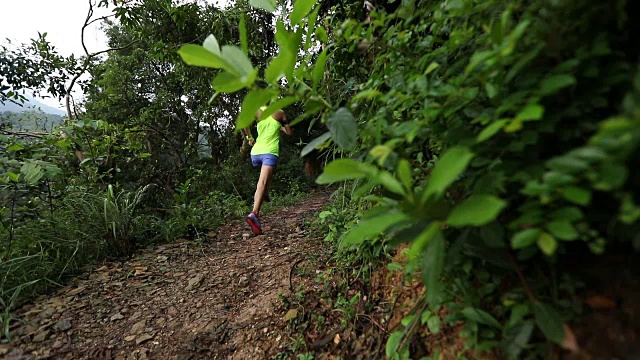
[180, 0, 640, 357]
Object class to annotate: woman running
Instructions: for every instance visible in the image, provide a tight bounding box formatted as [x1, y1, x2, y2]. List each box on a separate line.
[242, 106, 293, 235]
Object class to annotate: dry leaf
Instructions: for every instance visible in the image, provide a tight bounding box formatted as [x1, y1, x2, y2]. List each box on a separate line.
[67, 287, 86, 297]
[585, 295, 616, 309]
[561, 324, 580, 353]
[284, 309, 298, 321]
[124, 335, 136, 342]
[333, 333, 341, 344]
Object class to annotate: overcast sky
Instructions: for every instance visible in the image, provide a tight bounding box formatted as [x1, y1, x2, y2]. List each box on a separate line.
[1, 0, 228, 111]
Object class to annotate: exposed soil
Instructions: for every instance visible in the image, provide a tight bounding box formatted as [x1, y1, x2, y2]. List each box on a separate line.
[1, 191, 342, 360]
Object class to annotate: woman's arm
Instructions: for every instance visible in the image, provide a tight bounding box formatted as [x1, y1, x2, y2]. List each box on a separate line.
[274, 110, 293, 136]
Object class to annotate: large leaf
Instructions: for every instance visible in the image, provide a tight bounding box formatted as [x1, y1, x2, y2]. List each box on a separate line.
[249, 0, 276, 12]
[260, 97, 298, 120]
[447, 195, 507, 227]
[423, 147, 474, 200]
[312, 48, 328, 90]
[212, 71, 245, 93]
[316, 159, 377, 184]
[177, 44, 226, 69]
[326, 108, 358, 150]
[239, 14, 248, 54]
[265, 51, 294, 84]
[462, 307, 502, 328]
[290, 0, 319, 25]
[341, 211, 409, 246]
[221, 45, 254, 79]
[421, 232, 446, 306]
[236, 89, 275, 130]
[534, 302, 564, 344]
[202, 34, 221, 57]
[301, 132, 331, 157]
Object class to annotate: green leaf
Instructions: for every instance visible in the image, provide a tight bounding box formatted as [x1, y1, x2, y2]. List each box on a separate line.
[202, 34, 221, 57]
[341, 211, 409, 246]
[212, 71, 246, 93]
[401, 314, 417, 327]
[178, 44, 227, 69]
[421, 232, 446, 306]
[408, 222, 441, 260]
[546, 221, 578, 241]
[236, 89, 275, 130]
[221, 45, 254, 79]
[397, 159, 413, 190]
[562, 186, 591, 205]
[462, 307, 502, 328]
[316, 159, 378, 184]
[423, 147, 474, 199]
[533, 302, 564, 344]
[265, 51, 294, 84]
[239, 14, 248, 54]
[326, 108, 358, 150]
[301, 132, 331, 157]
[540, 74, 576, 96]
[537, 232, 557, 255]
[511, 228, 541, 249]
[516, 104, 544, 121]
[386, 331, 404, 358]
[550, 207, 583, 222]
[312, 48, 328, 90]
[315, 26, 328, 43]
[260, 97, 298, 120]
[447, 195, 507, 227]
[477, 119, 507, 142]
[249, 0, 276, 12]
[20, 162, 44, 184]
[7, 172, 20, 182]
[374, 171, 406, 196]
[427, 315, 441, 334]
[7, 143, 24, 152]
[290, 0, 318, 25]
[425, 62, 439, 75]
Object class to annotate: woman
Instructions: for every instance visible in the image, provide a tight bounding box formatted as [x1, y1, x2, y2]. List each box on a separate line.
[242, 106, 293, 235]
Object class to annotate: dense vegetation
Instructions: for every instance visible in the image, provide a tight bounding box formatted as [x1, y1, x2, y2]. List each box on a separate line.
[2, 0, 639, 358]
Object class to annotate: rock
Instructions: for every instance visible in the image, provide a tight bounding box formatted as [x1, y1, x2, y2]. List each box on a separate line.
[136, 334, 154, 345]
[56, 319, 72, 331]
[124, 335, 136, 342]
[52, 339, 64, 349]
[111, 313, 125, 321]
[167, 306, 178, 316]
[242, 233, 250, 239]
[131, 319, 146, 334]
[186, 274, 203, 291]
[33, 330, 50, 343]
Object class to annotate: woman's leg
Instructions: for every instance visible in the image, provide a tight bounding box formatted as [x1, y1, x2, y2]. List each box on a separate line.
[253, 164, 275, 215]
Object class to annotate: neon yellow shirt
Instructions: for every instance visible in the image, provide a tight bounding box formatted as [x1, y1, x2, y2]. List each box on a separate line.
[251, 110, 282, 156]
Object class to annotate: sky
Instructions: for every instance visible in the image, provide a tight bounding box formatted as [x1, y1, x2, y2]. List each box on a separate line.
[0, 0, 112, 110]
[0, 0, 228, 111]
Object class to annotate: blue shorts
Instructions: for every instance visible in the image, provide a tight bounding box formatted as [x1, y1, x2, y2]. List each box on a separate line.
[251, 154, 279, 167]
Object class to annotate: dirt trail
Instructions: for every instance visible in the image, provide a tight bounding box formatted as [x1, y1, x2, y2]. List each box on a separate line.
[2, 191, 332, 360]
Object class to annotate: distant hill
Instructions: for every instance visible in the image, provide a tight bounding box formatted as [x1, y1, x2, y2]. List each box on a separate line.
[0, 94, 66, 116]
[0, 110, 63, 132]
